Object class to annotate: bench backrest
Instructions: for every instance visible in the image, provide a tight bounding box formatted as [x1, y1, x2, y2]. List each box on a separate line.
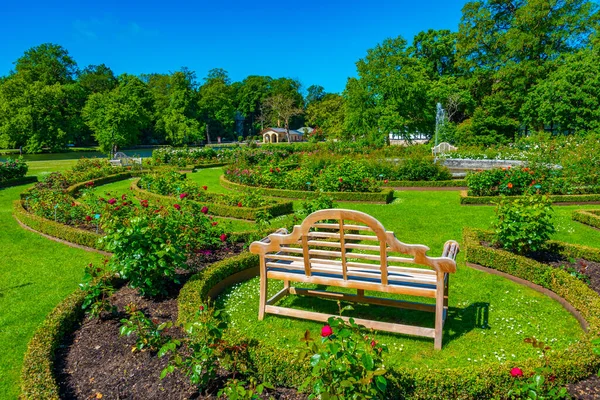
[250, 209, 457, 284]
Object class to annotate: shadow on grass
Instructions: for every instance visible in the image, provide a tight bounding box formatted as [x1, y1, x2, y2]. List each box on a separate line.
[278, 292, 490, 347]
[0, 282, 33, 298]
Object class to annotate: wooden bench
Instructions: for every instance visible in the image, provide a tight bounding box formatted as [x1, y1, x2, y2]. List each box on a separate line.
[249, 209, 459, 350]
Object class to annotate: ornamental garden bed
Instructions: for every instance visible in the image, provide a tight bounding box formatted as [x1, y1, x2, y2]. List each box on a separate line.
[463, 228, 600, 398]
[175, 248, 590, 398]
[134, 171, 294, 221]
[220, 175, 395, 204]
[460, 191, 600, 205]
[572, 210, 600, 230]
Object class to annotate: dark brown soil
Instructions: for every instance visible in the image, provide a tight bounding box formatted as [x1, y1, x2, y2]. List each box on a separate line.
[482, 242, 600, 399]
[55, 245, 305, 399]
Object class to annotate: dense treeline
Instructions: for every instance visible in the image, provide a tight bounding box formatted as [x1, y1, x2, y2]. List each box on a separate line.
[1, 0, 599, 153]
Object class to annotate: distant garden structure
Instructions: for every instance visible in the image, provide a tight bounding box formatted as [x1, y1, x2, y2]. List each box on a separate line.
[261, 127, 312, 143]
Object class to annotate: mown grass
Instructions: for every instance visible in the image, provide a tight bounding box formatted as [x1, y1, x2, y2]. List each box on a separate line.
[3, 164, 600, 397]
[187, 167, 600, 370]
[0, 183, 103, 399]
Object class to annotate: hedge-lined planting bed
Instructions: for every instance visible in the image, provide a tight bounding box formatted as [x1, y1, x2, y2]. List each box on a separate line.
[176, 241, 600, 399]
[0, 175, 37, 189]
[460, 191, 600, 205]
[20, 274, 118, 400]
[220, 175, 395, 204]
[386, 179, 467, 188]
[131, 179, 293, 221]
[572, 209, 600, 230]
[13, 200, 104, 250]
[65, 171, 140, 196]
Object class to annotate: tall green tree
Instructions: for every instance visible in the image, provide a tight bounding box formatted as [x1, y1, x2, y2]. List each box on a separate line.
[233, 75, 272, 135]
[263, 94, 304, 142]
[14, 43, 77, 85]
[198, 69, 235, 143]
[78, 64, 118, 94]
[306, 93, 346, 138]
[344, 36, 433, 140]
[162, 71, 200, 145]
[411, 29, 457, 79]
[83, 74, 152, 156]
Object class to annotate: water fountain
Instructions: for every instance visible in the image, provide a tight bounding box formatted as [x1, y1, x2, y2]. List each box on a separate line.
[434, 102, 446, 148]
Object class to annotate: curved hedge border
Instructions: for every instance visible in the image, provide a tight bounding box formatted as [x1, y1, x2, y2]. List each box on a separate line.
[220, 175, 395, 204]
[176, 233, 600, 399]
[20, 274, 117, 400]
[460, 191, 600, 205]
[193, 162, 228, 170]
[131, 179, 293, 221]
[0, 175, 37, 189]
[13, 200, 104, 250]
[572, 209, 600, 230]
[65, 171, 139, 196]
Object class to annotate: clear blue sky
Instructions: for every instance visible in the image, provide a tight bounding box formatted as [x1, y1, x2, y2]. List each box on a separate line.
[1, 0, 466, 93]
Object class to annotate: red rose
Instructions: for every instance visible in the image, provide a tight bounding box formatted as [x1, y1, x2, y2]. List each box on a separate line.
[507, 183, 513, 189]
[199, 305, 205, 311]
[108, 198, 116, 205]
[85, 215, 92, 222]
[173, 203, 181, 210]
[370, 340, 377, 348]
[140, 199, 149, 207]
[212, 222, 218, 226]
[270, 168, 274, 173]
[384, 179, 388, 184]
[201, 206, 208, 214]
[237, 202, 243, 207]
[115, 206, 121, 211]
[202, 185, 208, 190]
[71, 202, 76, 207]
[339, 178, 343, 183]
[220, 233, 227, 242]
[510, 367, 523, 377]
[276, 167, 280, 173]
[180, 192, 188, 199]
[321, 325, 333, 337]
[121, 194, 127, 200]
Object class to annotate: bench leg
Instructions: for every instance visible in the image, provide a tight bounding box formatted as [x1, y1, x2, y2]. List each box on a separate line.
[434, 275, 445, 350]
[444, 274, 449, 319]
[258, 260, 268, 321]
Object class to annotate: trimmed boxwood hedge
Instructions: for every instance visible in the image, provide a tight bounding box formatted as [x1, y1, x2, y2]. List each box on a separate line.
[174, 233, 600, 399]
[13, 200, 104, 250]
[0, 175, 37, 188]
[572, 209, 600, 230]
[131, 179, 293, 221]
[20, 274, 117, 400]
[193, 162, 228, 170]
[220, 175, 395, 204]
[460, 191, 600, 205]
[386, 179, 467, 188]
[65, 171, 147, 196]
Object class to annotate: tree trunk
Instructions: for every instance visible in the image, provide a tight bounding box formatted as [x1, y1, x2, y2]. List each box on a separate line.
[285, 120, 291, 143]
[206, 124, 211, 144]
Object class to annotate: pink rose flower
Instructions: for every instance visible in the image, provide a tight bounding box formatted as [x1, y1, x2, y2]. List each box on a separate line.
[201, 206, 208, 214]
[108, 198, 116, 205]
[220, 233, 227, 242]
[321, 325, 333, 337]
[510, 367, 523, 377]
[173, 204, 181, 210]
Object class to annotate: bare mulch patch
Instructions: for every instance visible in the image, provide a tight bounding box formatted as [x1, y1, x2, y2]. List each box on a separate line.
[55, 244, 305, 399]
[482, 241, 600, 399]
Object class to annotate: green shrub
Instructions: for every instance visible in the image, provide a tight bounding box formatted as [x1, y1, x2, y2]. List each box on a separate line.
[493, 194, 555, 255]
[0, 157, 28, 182]
[572, 210, 600, 230]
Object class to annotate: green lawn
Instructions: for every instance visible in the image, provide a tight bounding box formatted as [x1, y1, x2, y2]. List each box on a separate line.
[0, 183, 103, 399]
[2, 165, 600, 397]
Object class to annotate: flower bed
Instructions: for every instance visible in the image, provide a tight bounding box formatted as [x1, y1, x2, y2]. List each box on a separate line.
[175, 238, 600, 399]
[135, 170, 294, 220]
[460, 191, 600, 205]
[13, 200, 105, 250]
[0, 157, 28, 182]
[572, 210, 600, 230]
[150, 147, 236, 168]
[466, 166, 600, 197]
[20, 273, 118, 400]
[220, 175, 395, 204]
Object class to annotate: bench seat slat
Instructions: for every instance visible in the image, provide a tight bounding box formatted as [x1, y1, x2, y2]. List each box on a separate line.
[265, 260, 438, 286]
[312, 223, 373, 232]
[308, 232, 379, 241]
[266, 269, 437, 298]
